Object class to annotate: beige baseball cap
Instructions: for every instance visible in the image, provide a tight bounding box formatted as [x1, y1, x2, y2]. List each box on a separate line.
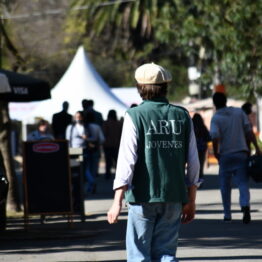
[135, 62, 172, 84]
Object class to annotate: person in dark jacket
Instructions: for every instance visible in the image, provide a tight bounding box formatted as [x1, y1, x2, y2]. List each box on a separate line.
[52, 101, 72, 139]
[81, 99, 103, 127]
[103, 109, 122, 180]
[192, 113, 211, 181]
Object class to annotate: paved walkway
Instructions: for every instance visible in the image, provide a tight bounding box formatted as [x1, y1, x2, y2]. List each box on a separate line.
[0, 165, 262, 262]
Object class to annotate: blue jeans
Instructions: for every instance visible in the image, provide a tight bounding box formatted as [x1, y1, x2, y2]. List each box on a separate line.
[219, 152, 250, 219]
[126, 202, 182, 262]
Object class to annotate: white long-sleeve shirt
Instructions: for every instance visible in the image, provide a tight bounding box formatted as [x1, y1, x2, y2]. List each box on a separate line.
[113, 113, 200, 190]
[66, 122, 105, 148]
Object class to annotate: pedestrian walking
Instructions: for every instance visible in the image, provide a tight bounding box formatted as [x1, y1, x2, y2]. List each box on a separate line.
[107, 63, 200, 262]
[210, 92, 260, 223]
[103, 109, 122, 180]
[192, 113, 211, 182]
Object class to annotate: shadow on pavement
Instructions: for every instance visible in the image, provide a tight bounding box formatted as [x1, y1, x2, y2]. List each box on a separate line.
[179, 256, 262, 261]
[1, 169, 261, 260]
[58, 261, 126, 262]
[0, 217, 126, 255]
[1, 215, 261, 255]
[196, 208, 260, 214]
[180, 218, 262, 249]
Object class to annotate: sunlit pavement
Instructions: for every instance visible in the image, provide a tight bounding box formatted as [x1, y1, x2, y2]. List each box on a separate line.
[0, 164, 262, 262]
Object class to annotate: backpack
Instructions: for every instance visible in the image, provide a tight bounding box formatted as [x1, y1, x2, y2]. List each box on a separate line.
[247, 155, 262, 183]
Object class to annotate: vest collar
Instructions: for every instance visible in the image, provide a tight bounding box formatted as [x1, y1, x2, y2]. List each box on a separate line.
[143, 97, 169, 104]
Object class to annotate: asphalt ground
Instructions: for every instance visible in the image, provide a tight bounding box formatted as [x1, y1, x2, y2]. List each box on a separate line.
[0, 165, 262, 262]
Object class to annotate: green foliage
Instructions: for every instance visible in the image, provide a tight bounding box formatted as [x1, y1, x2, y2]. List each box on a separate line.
[2, 0, 262, 100]
[156, 58, 188, 102]
[171, 1, 262, 97]
[65, 0, 262, 99]
[65, 0, 190, 94]
[92, 55, 135, 87]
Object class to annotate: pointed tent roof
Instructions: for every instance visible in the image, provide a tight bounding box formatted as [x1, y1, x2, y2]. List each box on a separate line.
[12, 46, 128, 123]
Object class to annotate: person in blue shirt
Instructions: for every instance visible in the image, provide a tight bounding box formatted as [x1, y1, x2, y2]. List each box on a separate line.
[27, 119, 54, 141]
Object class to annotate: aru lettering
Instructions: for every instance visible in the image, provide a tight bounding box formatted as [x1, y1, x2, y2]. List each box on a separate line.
[146, 119, 184, 135]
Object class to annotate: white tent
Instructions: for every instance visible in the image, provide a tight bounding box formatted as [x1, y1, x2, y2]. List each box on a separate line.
[9, 46, 128, 123]
[111, 87, 142, 107]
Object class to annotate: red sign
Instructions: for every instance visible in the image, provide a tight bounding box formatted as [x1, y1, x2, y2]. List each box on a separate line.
[33, 142, 59, 153]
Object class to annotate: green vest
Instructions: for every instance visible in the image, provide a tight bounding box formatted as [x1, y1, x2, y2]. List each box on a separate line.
[125, 97, 190, 204]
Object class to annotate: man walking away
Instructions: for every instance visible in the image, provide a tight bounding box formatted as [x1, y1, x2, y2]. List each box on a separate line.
[107, 63, 200, 262]
[210, 92, 260, 224]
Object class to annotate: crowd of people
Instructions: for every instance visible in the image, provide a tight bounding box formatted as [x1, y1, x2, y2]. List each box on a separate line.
[27, 99, 123, 196]
[27, 98, 260, 196]
[26, 93, 261, 199]
[26, 64, 261, 261]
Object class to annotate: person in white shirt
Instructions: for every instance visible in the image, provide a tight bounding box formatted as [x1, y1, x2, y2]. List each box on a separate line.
[66, 111, 87, 148]
[66, 111, 104, 194]
[66, 111, 93, 194]
[210, 92, 260, 223]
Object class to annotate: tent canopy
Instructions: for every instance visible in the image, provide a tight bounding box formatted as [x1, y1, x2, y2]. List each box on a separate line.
[10, 46, 128, 123]
[111, 87, 142, 107]
[0, 69, 50, 102]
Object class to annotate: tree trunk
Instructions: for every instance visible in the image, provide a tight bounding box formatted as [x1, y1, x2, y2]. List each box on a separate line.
[0, 101, 21, 211]
[257, 97, 262, 141]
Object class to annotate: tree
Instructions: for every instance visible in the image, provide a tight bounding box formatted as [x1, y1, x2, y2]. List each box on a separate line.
[67, 0, 262, 99]
[0, 0, 24, 69]
[66, 0, 190, 98]
[67, 0, 183, 60]
[172, 1, 262, 98]
[0, 0, 22, 211]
